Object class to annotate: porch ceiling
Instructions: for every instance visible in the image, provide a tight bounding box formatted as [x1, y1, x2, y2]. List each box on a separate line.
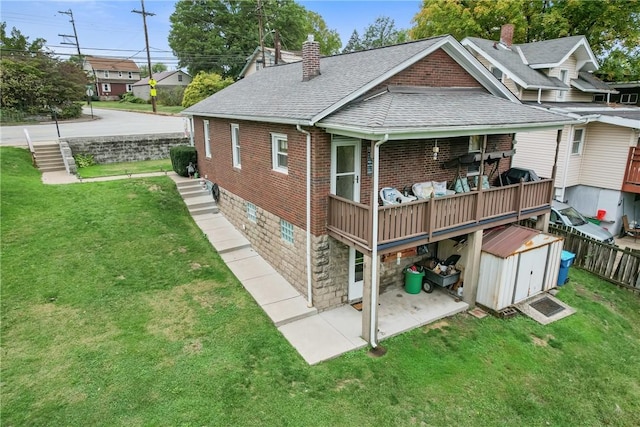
[317, 86, 575, 140]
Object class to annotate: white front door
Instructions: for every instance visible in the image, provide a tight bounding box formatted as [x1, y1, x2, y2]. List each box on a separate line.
[331, 136, 362, 301]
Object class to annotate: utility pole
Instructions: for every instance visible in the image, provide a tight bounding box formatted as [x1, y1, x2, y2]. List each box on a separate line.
[274, 29, 281, 65]
[58, 9, 82, 61]
[257, 0, 266, 69]
[132, 0, 157, 113]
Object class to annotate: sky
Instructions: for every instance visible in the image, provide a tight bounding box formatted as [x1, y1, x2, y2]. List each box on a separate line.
[1, 0, 423, 70]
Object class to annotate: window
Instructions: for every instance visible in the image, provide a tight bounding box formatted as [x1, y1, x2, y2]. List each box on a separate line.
[128, 71, 133, 79]
[491, 67, 503, 80]
[126, 84, 133, 92]
[246, 202, 256, 222]
[118, 71, 123, 77]
[204, 120, 211, 158]
[571, 128, 585, 154]
[558, 69, 568, 101]
[103, 70, 109, 78]
[593, 94, 606, 103]
[177, 74, 183, 82]
[271, 133, 288, 173]
[102, 83, 111, 92]
[231, 124, 241, 168]
[280, 220, 294, 244]
[468, 135, 484, 175]
[621, 93, 638, 104]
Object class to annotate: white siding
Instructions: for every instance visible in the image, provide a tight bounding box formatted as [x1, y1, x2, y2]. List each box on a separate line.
[578, 122, 635, 190]
[512, 128, 562, 182]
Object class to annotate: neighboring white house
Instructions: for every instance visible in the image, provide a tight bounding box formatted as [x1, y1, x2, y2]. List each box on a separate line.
[84, 56, 140, 100]
[238, 46, 302, 79]
[463, 26, 640, 235]
[132, 70, 192, 100]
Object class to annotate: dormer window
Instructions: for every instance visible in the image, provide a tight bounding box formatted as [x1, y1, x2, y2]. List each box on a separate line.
[593, 94, 606, 103]
[491, 67, 503, 80]
[557, 69, 568, 101]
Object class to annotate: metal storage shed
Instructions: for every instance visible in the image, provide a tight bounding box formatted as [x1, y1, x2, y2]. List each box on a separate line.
[476, 225, 564, 311]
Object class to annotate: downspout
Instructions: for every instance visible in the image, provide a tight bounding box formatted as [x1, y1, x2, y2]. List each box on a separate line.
[189, 117, 195, 146]
[297, 124, 313, 307]
[537, 88, 542, 104]
[369, 134, 389, 348]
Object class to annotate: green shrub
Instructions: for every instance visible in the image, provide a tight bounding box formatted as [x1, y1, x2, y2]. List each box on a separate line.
[170, 145, 197, 177]
[51, 102, 83, 120]
[157, 87, 185, 107]
[73, 153, 96, 168]
[120, 92, 147, 104]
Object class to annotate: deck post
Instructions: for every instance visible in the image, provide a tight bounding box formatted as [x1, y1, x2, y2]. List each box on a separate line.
[361, 254, 378, 343]
[462, 229, 483, 307]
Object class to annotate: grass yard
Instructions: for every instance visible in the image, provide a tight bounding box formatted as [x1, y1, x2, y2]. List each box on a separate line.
[2, 146, 640, 426]
[90, 101, 183, 115]
[78, 159, 173, 178]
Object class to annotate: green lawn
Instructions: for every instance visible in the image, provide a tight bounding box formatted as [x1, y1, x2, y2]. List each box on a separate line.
[90, 101, 184, 115]
[78, 159, 173, 178]
[2, 146, 640, 426]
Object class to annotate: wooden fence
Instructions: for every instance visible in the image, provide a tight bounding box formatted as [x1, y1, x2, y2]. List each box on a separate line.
[521, 220, 640, 292]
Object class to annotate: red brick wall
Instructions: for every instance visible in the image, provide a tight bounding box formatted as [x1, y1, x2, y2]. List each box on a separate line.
[370, 48, 483, 92]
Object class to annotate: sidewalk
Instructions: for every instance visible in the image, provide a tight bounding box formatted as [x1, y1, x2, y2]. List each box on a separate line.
[42, 169, 469, 365]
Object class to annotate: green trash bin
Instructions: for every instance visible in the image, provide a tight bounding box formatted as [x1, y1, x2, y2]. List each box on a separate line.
[404, 267, 424, 294]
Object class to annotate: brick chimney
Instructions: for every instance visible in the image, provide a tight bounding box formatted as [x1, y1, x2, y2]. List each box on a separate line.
[302, 34, 320, 81]
[500, 24, 514, 48]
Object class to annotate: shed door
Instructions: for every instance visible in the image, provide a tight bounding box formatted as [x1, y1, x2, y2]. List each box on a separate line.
[513, 248, 548, 304]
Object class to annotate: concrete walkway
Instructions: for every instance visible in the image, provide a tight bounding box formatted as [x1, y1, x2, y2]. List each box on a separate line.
[42, 169, 469, 365]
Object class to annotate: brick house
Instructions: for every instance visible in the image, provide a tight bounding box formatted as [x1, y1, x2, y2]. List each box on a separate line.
[83, 56, 140, 100]
[463, 26, 640, 235]
[183, 36, 574, 346]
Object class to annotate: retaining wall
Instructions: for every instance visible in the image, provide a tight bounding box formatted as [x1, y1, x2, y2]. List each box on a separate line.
[62, 133, 189, 164]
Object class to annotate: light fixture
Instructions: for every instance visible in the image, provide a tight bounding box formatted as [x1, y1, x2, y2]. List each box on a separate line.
[433, 140, 439, 160]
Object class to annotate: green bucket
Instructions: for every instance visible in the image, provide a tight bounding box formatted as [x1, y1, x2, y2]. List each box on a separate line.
[404, 269, 424, 294]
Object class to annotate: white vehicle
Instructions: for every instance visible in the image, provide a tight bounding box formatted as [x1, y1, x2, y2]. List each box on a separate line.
[551, 200, 615, 245]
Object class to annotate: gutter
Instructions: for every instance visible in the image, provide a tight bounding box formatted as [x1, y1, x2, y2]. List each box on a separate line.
[296, 124, 313, 307]
[369, 134, 389, 348]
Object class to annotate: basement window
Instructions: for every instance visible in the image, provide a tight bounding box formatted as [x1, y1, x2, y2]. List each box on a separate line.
[280, 219, 294, 244]
[246, 202, 256, 222]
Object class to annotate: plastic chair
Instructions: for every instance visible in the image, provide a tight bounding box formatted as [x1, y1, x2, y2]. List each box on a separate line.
[379, 187, 417, 206]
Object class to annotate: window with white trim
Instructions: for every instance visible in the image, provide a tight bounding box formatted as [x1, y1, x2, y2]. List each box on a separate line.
[467, 135, 483, 175]
[126, 84, 133, 92]
[128, 71, 133, 79]
[571, 128, 585, 155]
[593, 94, 606, 103]
[491, 67, 503, 80]
[118, 71, 123, 77]
[102, 83, 111, 92]
[621, 93, 638, 104]
[103, 70, 109, 78]
[204, 120, 211, 158]
[246, 202, 256, 222]
[271, 133, 288, 173]
[280, 219, 294, 243]
[178, 74, 183, 82]
[558, 69, 568, 101]
[231, 124, 241, 168]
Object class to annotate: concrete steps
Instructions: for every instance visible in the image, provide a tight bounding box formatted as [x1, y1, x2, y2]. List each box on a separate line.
[176, 179, 219, 215]
[33, 144, 65, 172]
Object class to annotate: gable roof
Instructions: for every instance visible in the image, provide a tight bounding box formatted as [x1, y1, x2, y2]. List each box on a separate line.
[184, 35, 521, 126]
[572, 71, 617, 94]
[133, 70, 190, 87]
[84, 56, 139, 72]
[238, 46, 302, 78]
[518, 36, 598, 70]
[461, 37, 567, 90]
[523, 101, 640, 129]
[462, 35, 604, 91]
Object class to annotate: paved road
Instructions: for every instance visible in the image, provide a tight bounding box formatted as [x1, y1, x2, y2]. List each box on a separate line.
[0, 107, 189, 147]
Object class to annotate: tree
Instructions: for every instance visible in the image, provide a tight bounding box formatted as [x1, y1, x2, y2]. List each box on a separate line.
[411, 0, 640, 80]
[342, 16, 409, 53]
[182, 71, 234, 108]
[168, 0, 341, 78]
[0, 23, 86, 114]
[139, 63, 168, 78]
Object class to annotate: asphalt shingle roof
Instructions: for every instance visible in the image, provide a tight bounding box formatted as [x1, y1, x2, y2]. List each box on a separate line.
[320, 87, 571, 130]
[464, 37, 565, 89]
[572, 71, 615, 92]
[518, 36, 586, 65]
[183, 37, 447, 122]
[85, 56, 139, 72]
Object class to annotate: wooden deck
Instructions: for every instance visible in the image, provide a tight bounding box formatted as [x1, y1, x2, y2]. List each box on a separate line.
[622, 146, 640, 194]
[327, 179, 554, 256]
